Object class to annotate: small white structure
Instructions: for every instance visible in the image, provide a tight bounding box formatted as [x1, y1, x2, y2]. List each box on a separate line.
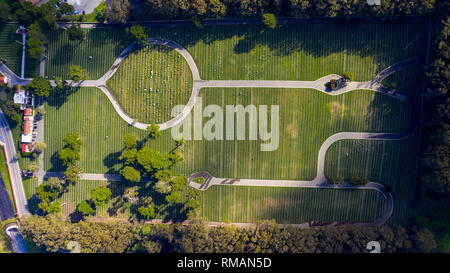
[13, 89, 27, 109]
[13, 88, 34, 110]
[21, 134, 32, 143]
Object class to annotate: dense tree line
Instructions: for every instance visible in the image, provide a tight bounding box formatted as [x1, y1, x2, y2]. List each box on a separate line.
[414, 1, 449, 251]
[125, 0, 436, 21]
[20, 215, 438, 253]
[420, 3, 449, 197]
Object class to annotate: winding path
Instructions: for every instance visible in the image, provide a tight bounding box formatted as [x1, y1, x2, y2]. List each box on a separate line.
[0, 38, 422, 225]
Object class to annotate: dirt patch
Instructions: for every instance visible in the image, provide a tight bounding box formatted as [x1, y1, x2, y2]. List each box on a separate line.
[263, 197, 303, 210]
[286, 120, 298, 139]
[328, 101, 345, 124]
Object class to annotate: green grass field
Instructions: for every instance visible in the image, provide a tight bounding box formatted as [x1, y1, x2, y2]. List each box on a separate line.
[107, 44, 193, 124]
[45, 22, 427, 82]
[0, 146, 15, 211]
[42, 20, 427, 225]
[324, 64, 425, 225]
[46, 28, 131, 80]
[0, 24, 40, 78]
[44, 87, 413, 181]
[56, 180, 386, 224]
[199, 185, 386, 223]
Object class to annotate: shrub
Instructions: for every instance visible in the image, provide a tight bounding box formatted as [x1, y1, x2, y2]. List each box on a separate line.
[262, 13, 277, 29]
[190, 16, 203, 28]
[192, 177, 205, 185]
[330, 79, 337, 90]
[343, 72, 354, 81]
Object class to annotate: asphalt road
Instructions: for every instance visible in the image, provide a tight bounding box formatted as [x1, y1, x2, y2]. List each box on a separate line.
[0, 110, 29, 217]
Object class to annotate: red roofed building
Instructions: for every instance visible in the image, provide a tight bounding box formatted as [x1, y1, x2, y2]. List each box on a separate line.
[23, 121, 32, 135]
[0, 76, 7, 85]
[24, 108, 32, 116]
[21, 144, 27, 153]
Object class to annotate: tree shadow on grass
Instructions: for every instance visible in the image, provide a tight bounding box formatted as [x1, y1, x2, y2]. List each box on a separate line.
[46, 86, 79, 110]
[47, 151, 64, 173]
[106, 180, 135, 217]
[49, 43, 74, 67]
[102, 150, 123, 174]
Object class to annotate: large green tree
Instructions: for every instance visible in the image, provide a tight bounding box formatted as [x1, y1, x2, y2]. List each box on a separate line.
[121, 148, 137, 165]
[136, 147, 170, 173]
[64, 162, 82, 183]
[59, 147, 80, 165]
[147, 123, 161, 139]
[126, 24, 147, 45]
[68, 65, 88, 83]
[67, 24, 85, 41]
[262, 13, 277, 29]
[63, 132, 82, 151]
[59, 2, 74, 15]
[105, 0, 130, 24]
[137, 203, 156, 220]
[120, 166, 141, 182]
[91, 186, 112, 207]
[123, 133, 137, 149]
[28, 77, 52, 98]
[78, 200, 95, 216]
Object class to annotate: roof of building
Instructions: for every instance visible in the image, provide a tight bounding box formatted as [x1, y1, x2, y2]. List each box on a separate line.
[24, 108, 32, 116]
[0, 76, 7, 84]
[13, 90, 27, 105]
[21, 134, 32, 143]
[23, 121, 32, 135]
[21, 143, 27, 153]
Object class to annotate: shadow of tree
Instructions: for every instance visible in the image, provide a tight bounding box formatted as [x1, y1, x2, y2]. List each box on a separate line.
[47, 151, 64, 172]
[102, 150, 123, 173]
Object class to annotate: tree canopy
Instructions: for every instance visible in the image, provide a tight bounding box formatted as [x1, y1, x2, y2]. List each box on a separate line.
[136, 147, 170, 173]
[120, 166, 141, 182]
[68, 65, 88, 83]
[147, 123, 161, 139]
[137, 203, 156, 220]
[123, 133, 137, 149]
[67, 24, 85, 41]
[28, 77, 51, 98]
[262, 13, 277, 29]
[126, 24, 147, 45]
[78, 200, 95, 216]
[105, 0, 130, 24]
[91, 186, 112, 207]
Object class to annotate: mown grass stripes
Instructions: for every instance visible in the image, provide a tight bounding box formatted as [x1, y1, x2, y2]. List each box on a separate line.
[107, 44, 193, 124]
[45, 22, 427, 82]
